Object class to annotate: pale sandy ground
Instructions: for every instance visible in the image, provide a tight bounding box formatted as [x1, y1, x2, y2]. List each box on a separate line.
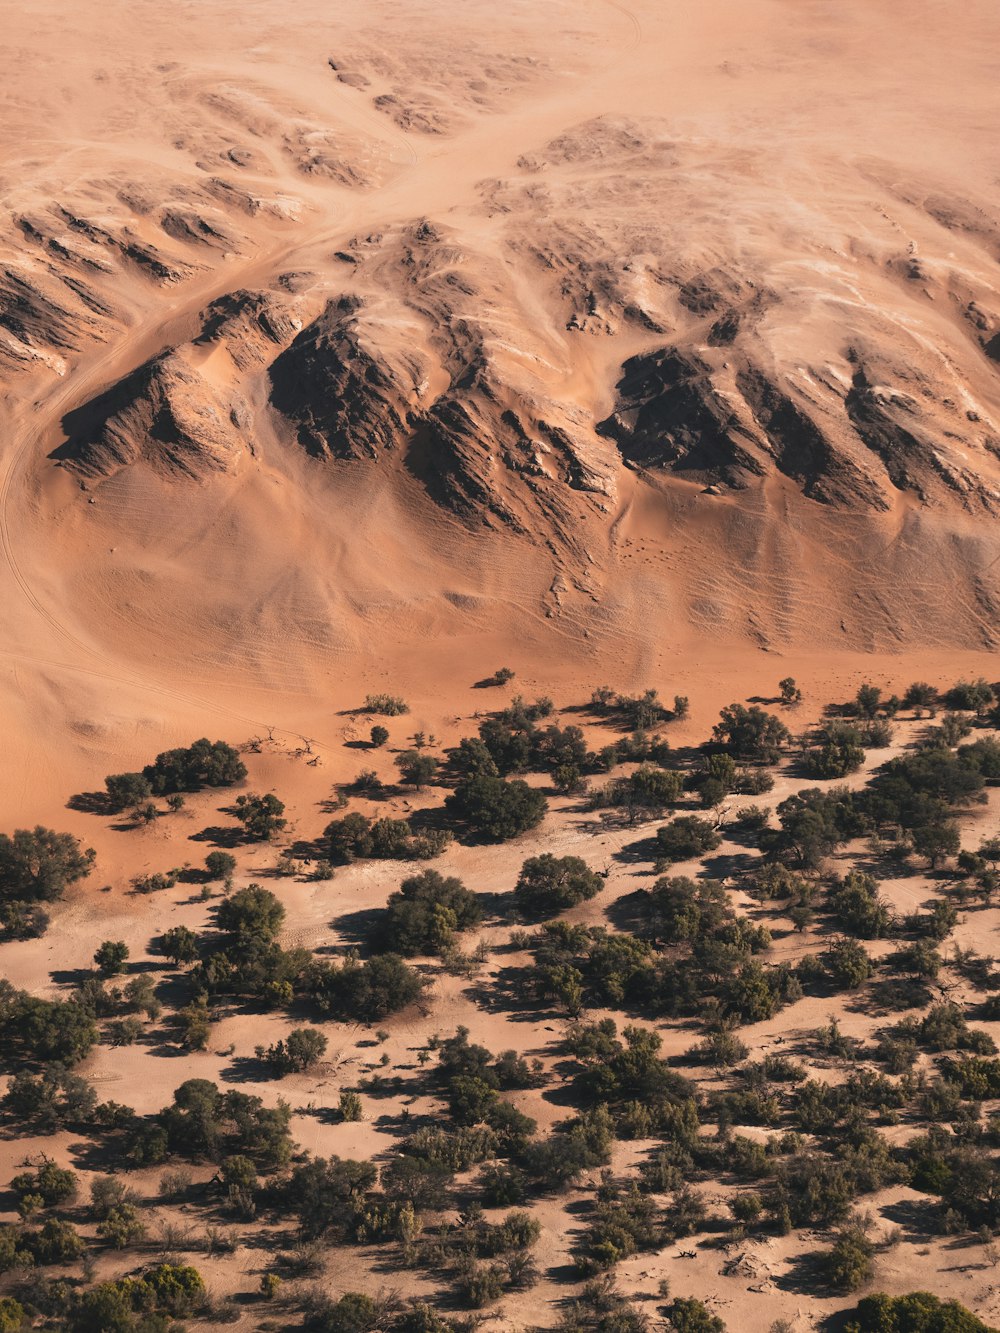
[1, 0, 1000, 1327]
[1, 690, 1000, 1332]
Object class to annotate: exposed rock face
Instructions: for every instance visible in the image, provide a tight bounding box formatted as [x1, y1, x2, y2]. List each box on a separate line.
[267, 295, 428, 460]
[734, 367, 884, 509]
[266, 267, 615, 537]
[55, 352, 248, 480]
[598, 334, 1000, 515]
[597, 349, 764, 486]
[196, 290, 301, 370]
[37, 164, 1000, 558]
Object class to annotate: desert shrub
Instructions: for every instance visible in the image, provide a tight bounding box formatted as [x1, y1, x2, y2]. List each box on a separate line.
[364, 694, 409, 716]
[395, 751, 439, 789]
[285, 1156, 378, 1239]
[0, 985, 99, 1067]
[686, 1030, 749, 1067]
[97, 1202, 146, 1249]
[216, 883, 285, 939]
[910, 1003, 995, 1055]
[779, 677, 802, 704]
[515, 854, 603, 916]
[862, 748, 985, 830]
[1, 1066, 96, 1131]
[0, 1299, 23, 1333]
[642, 876, 736, 946]
[370, 725, 389, 747]
[142, 738, 246, 793]
[804, 722, 866, 779]
[608, 689, 670, 730]
[591, 766, 684, 822]
[557, 1277, 648, 1333]
[338, 1090, 363, 1122]
[563, 1022, 694, 1127]
[818, 938, 873, 990]
[130, 869, 177, 894]
[526, 924, 654, 1012]
[103, 772, 153, 811]
[944, 679, 994, 714]
[65, 1264, 206, 1331]
[233, 792, 286, 840]
[664, 1297, 726, 1333]
[828, 871, 893, 938]
[655, 816, 721, 863]
[911, 820, 961, 868]
[396, 1305, 461, 1333]
[374, 869, 482, 955]
[577, 1178, 661, 1272]
[325, 812, 449, 864]
[94, 939, 129, 976]
[744, 863, 806, 902]
[0, 827, 95, 904]
[845, 1291, 994, 1333]
[449, 736, 501, 780]
[158, 924, 199, 966]
[11, 1159, 77, 1208]
[0, 900, 50, 942]
[326, 812, 378, 862]
[157, 1078, 293, 1168]
[259, 1027, 329, 1075]
[823, 1223, 875, 1292]
[904, 682, 940, 709]
[765, 786, 867, 868]
[960, 738, 1000, 781]
[306, 1292, 388, 1333]
[457, 1265, 506, 1308]
[434, 1028, 540, 1115]
[204, 850, 236, 880]
[887, 940, 943, 979]
[723, 960, 800, 1024]
[306, 953, 427, 1021]
[521, 1107, 615, 1191]
[446, 775, 547, 842]
[713, 704, 790, 763]
[480, 1162, 528, 1207]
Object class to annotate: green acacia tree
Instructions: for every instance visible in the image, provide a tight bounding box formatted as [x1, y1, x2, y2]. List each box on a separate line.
[0, 827, 95, 903]
[233, 793, 286, 841]
[94, 940, 129, 977]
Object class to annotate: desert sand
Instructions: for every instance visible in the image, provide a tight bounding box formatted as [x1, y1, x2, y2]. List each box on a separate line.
[1, 0, 1000, 1329]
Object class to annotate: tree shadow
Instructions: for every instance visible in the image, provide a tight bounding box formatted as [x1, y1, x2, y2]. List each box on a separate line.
[848, 977, 934, 1014]
[341, 783, 401, 805]
[604, 888, 650, 935]
[329, 905, 384, 948]
[49, 965, 96, 988]
[464, 964, 559, 1022]
[880, 1196, 940, 1237]
[67, 790, 114, 815]
[167, 863, 209, 885]
[612, 833, 661, 865]
[772, 1245, 829, 1295]
[220, 1054, 273, 1084]
[188, 825, 245, 849]
[699, 851, 759, 880]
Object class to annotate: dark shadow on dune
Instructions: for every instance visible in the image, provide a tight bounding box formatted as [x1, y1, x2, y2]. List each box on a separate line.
[188, 824, 245, 849]
[67, 790, 114, 815]
[329, 905, 384, 947]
